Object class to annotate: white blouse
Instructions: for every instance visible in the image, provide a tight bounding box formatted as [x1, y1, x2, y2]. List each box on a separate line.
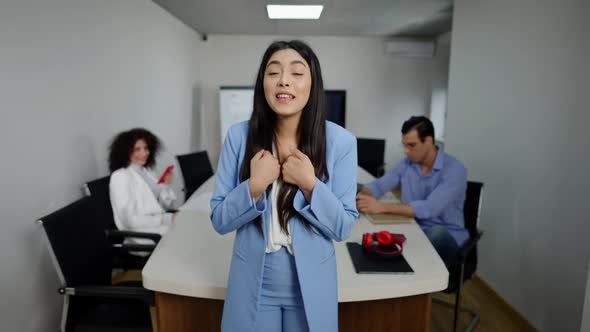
[265, 179, 294, 255]
[109, 165, 177, 248]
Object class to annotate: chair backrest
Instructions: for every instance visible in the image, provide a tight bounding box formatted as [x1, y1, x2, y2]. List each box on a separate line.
[463, 181, 484, 275]
[176, 150, 214, 200]
[85, 175, 117, 230]
[464, 181, 483, 238]
[38, 196, 113, 287]
[357, 138, 386, 178]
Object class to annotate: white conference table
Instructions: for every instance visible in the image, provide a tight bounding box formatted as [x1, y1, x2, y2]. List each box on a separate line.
[143, 167, 448, 332]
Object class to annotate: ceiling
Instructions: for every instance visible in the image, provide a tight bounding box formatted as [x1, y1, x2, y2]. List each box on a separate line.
[152, 0, 453, 38]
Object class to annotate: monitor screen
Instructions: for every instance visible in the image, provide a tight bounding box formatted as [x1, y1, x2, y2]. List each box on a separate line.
[325, 90, 346, 128]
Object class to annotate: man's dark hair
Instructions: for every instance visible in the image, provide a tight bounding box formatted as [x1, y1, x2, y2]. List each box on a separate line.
[401, 116, 435, 142]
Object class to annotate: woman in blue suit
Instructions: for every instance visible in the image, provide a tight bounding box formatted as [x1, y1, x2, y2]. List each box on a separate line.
[210, 40, 358, 332]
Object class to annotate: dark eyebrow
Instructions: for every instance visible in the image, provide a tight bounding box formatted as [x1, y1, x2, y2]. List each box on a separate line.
[290, 60, 307, 67]
[266, 60, 307, 68]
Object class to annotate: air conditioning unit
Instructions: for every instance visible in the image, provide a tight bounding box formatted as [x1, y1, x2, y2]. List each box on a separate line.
[384, 38, 435, 58]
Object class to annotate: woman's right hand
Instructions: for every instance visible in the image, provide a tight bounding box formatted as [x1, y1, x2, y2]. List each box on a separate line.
[163, 170, 174, 184]
[249, 150, 280, 201]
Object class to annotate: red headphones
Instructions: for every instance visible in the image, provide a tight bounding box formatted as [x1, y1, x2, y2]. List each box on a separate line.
[362, 231, 406, 258]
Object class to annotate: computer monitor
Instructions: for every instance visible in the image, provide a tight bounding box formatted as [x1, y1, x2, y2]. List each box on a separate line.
[325, 90, 346, 127]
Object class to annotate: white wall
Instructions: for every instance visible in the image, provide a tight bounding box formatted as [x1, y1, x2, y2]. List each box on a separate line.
[446, 1, 590, 331]
[0, 0, 201, 330]
[197, 35, 433, 168]
[429, 33, 451, 143]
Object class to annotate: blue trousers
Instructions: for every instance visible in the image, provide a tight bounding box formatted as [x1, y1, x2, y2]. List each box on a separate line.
[424, 225, 460, 269]
[255, 247, 310, 332]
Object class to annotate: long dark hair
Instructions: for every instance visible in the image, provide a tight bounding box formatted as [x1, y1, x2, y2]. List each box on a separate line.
[240, 40, 329, 235]
[108, 128, 161, 172]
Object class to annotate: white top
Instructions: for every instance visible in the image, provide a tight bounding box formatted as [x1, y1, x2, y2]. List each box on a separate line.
[109, 165, 177, 246]
[143, 168, 449, 302]
[266, 180, 294, 254]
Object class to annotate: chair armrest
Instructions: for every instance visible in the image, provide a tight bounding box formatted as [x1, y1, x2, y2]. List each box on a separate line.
[59, 286, 154, 306]
[115, 243, 157, 253]
[105, 229, 161, 244]
[457, 231, 483, 262]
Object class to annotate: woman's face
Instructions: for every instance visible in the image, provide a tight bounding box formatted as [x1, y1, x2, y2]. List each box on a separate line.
[263, 48, 312, 119]
[130, 139, 149, 166]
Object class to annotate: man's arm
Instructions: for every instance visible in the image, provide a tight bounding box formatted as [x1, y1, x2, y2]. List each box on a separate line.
[408, 163, 467, 220]
[362, 161, 405, 198]
[359, 187, 374, 196]
[356, 194, 415, 217]
[381, 202, 415, 217]
[358, 160, 466, 219]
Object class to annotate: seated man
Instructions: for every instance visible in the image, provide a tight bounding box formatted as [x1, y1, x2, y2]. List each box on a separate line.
[356, 116, 467, 268]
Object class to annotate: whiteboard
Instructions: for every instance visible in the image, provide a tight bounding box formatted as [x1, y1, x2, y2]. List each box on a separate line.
[219, 87, 254, 145]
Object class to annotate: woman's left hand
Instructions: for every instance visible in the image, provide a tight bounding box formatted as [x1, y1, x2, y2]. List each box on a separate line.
[282, 147, 317, 195]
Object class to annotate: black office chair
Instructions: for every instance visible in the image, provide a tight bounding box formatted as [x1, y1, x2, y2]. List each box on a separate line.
[37, 196, 154, 332]
[433, 181, 484, 332]
[84, 176, 160, 270]
[357, 138, 386, 178]
[176, 150, 214, 200]
[84, 176, 116, 230]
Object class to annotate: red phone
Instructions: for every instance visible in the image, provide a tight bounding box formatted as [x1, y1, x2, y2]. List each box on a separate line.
[158, 165, 174, 184]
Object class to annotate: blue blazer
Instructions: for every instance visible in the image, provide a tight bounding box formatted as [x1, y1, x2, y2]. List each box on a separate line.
[210, 121, 359, 332]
